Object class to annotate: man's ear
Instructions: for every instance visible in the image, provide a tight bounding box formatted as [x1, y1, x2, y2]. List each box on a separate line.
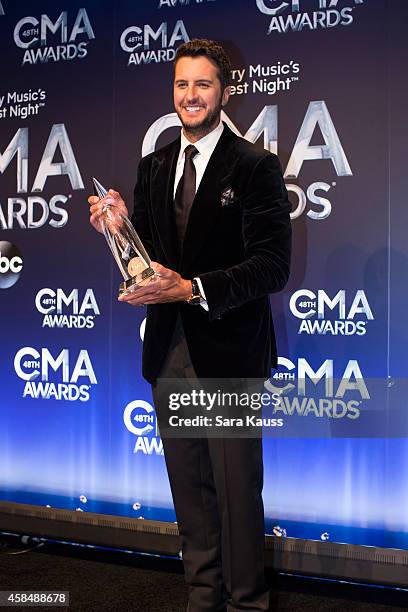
[221, 86, 231, 107]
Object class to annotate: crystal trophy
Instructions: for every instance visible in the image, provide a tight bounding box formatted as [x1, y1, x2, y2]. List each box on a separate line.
[92, 177, 155, 295]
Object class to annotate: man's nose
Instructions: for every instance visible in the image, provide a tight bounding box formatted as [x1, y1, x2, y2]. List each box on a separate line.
[185, 85, 199, 102]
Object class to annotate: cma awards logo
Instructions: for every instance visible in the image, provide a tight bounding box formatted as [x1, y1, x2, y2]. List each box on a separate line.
[35, 288, 100, 329]
[0, 241, 23, 289]
[14, 347, 97, 402]
[13, 8, 95, 65]
[123, 400, 164, 455]
[290, 290, 374, 335]
[0, 123, 84, 230]
[256, 0, 365, 34]
[143, 100, 352, 221]
[120, 20, 189, 66]
[266, 357, 369, 420]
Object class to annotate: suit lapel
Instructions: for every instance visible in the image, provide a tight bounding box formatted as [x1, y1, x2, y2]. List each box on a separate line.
[181, 125, 237, 269]
[150, 137, 180, 268]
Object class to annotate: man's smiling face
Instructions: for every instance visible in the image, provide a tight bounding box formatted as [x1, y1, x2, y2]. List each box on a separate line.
[173, 55, 230, 141]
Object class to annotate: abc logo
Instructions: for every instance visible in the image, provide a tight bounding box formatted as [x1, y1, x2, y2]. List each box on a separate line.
[0, 241, 23, 288]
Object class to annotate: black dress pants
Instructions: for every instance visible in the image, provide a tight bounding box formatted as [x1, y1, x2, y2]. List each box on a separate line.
[152, 317, 270, 611]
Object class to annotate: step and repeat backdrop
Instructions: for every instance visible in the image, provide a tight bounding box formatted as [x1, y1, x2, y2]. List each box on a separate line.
[1, 0, 407, 549]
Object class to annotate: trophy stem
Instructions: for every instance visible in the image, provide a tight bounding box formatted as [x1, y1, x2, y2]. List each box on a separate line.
[103, 228, 129, 282]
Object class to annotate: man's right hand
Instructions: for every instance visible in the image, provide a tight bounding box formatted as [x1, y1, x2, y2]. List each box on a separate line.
[87, 189, 129, 234]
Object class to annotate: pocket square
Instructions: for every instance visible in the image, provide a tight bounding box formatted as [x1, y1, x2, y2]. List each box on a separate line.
[220, 187, 236, 207]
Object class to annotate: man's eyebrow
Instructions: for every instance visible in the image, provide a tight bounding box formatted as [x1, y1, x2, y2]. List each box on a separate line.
[174, 78, 214, 84]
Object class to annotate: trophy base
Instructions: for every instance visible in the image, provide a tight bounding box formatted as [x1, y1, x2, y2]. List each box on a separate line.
[119, 266, 155, 296]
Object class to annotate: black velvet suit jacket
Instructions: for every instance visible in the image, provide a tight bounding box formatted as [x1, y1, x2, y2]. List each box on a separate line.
[131, 123, 292, 383]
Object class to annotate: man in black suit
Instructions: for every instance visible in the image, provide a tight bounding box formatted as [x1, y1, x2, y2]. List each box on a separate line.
[89, 39, 291, 611]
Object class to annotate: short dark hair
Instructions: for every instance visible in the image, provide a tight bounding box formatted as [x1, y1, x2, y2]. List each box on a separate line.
[174, 39, 231, 90]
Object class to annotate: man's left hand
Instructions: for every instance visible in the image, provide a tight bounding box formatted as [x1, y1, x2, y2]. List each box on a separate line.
[118, 262, 192, 306]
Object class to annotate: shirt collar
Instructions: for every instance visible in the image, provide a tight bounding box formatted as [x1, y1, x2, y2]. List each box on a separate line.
[179, 121, 224, 160]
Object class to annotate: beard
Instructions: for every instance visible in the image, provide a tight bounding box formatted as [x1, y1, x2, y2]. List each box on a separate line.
[177, 101, 223, 140]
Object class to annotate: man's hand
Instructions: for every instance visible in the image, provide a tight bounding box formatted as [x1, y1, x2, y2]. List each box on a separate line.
[119, 262, 192, 305]
[87, 189, 128, 234]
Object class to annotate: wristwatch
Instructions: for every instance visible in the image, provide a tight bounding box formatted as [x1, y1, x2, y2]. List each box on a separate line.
[187, 278, 203, 306]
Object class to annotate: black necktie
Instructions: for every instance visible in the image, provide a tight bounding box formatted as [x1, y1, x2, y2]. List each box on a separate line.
[175, 144, 198, 247]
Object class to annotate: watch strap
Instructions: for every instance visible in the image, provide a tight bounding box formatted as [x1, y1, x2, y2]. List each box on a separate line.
[187, 278, 203, 305]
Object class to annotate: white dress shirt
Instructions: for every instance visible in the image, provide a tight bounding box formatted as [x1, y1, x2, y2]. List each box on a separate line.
[173, 121, 224, 198]
[174, 121, 224, 310]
